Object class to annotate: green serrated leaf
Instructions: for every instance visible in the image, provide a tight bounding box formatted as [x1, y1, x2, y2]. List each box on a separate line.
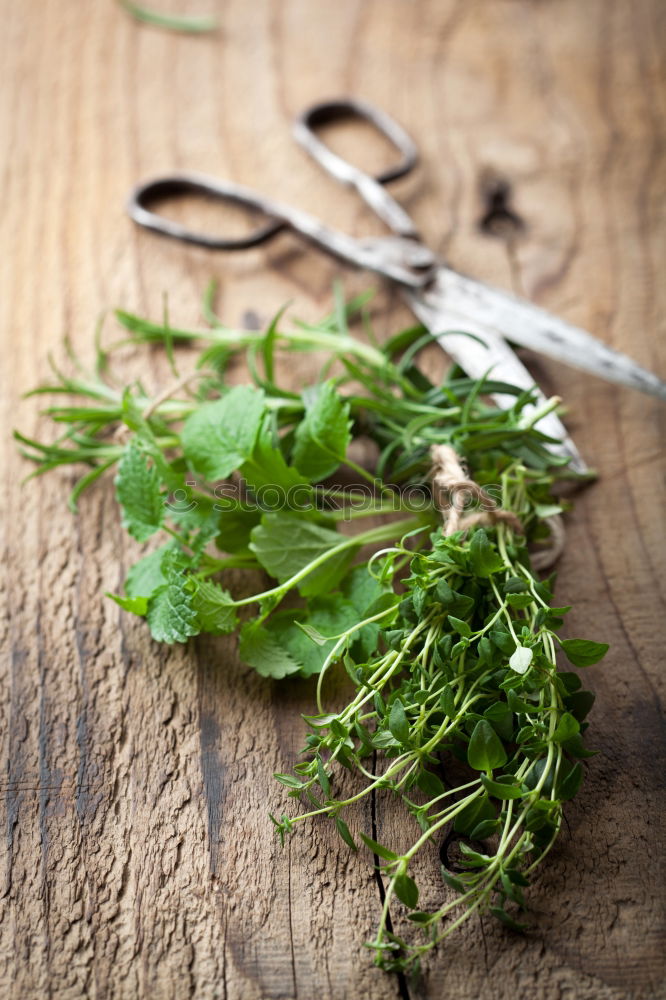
[107, 592, 148, 616]
[115, 441, 164, 541]
[265, 596, 357, 677]
[182, 385, 265, 481]
[292, 381, 352, 481]
[146, 556, 200, 644]
[192, 579, 238, 635]
[241, 415, 311, 493]
[214, 502, 262, 553]
[250, 513, 356, 597]
[125, 542, 175, 597]
[239, 620, 302, 679]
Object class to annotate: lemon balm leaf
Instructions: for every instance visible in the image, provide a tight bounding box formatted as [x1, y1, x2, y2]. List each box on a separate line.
[292, 381, 352, 481]
[114, 441, 165, 542]
[182, 386, 265, 481]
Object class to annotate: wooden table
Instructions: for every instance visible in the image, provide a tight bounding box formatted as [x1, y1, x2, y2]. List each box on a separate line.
[1, 2, 664, 998]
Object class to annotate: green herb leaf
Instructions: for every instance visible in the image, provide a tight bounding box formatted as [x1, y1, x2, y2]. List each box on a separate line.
[239, 621, 302, 679]
[416, 770, 446, 799]
[316, 758, 331, 797]
[388, 699, 410, 743]
[146, 557, 199, 643]
[359, 833, 398, 861]
[469, 528, 504, 577]
[266, 596, 357, 677]
[124, 542, 174, 597]
[504, 577, 528, 594]
[274, 773, 303, 789]
[292, 381, 352, 481]
[467, 720, 508, 772]
[215, 503, 263, 553]
[119, 1, 218, 34]
[507, 689, 537, 714]
[191, 579, 238, 635]
[506, 593, 534, 610]
[115, 442, 164, 541]
[566, 689, 596, 722]
[559, 638, 609, 667]
[250, 513, 356, 597]
[182, 386, 265, 481]
[241, 415, 311, 492]
[551, 711, 580, 743]
[107, 592, 148, 615]
[480, 774, 524, 799]
[394, 874, 419, 909]
[558, 760, 584, 800]
[448, 616, 472, 638]
[335, 817, 357, 851]
[489, 906, 527, 932]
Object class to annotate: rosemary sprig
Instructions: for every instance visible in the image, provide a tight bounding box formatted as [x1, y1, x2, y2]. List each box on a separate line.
[119, 0, 218, 34]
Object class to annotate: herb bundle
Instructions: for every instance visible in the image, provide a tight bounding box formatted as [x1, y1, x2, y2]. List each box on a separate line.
[17, 288, 608, 973]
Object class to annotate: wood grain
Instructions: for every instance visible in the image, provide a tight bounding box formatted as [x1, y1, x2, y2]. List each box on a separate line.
[1, 1, 665, 998]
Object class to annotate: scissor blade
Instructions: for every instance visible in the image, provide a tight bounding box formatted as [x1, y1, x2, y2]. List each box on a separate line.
[424, 267, 666, 400]
[405, 276, 589, 474]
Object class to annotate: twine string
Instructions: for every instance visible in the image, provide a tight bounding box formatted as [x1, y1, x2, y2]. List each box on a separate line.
[429, 444, 564, 569]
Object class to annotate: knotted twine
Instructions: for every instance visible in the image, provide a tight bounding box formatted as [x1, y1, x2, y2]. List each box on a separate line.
[429, 444, 564, 571]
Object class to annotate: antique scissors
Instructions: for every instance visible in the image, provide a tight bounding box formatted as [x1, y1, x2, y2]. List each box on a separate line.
[127, 98, 666, 472]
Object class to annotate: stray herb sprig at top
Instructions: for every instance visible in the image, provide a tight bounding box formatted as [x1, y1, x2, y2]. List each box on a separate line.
[16, 287, 608, 974]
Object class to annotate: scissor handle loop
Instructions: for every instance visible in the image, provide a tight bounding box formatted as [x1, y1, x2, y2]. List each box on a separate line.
[294, 98, 420, 239]
[294, 97, 418, 185]
[127, 174, 284, 250]
[126, 167, 434, 287]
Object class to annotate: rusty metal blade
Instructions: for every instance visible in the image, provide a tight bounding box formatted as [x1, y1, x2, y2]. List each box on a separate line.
[405, 275, 589, 474]
[421, 267, 666, 400]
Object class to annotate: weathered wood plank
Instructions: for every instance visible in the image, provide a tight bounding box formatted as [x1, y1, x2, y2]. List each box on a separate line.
[1, 1, 664, 998]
